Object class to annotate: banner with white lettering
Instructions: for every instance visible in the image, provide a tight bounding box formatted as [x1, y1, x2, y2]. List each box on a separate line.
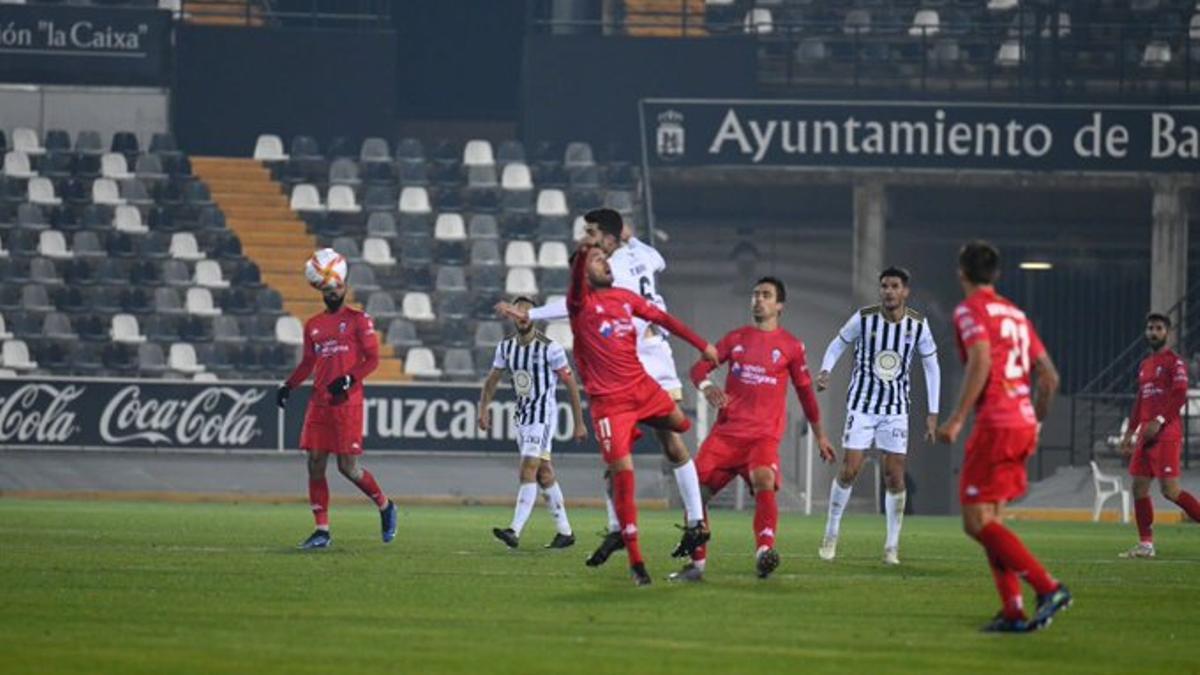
[641, 98, 1200, 173]
[0, 378, 662, 454]
[0, 4, 171, 86]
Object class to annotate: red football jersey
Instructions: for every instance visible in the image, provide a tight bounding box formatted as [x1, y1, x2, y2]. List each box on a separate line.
[1130, 349, 1188, 441]
[285, 306, 379, 407]
[953, 288, 1046, 428]
[567, 247, 707, 397]
[691, 325, 820, 441]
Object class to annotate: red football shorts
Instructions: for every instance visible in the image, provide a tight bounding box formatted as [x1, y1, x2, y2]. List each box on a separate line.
[695, 429, 781, 493]
[1129, 436, 1183, 479]
[300, 401, 364, 455]
[959, 424, 1037, 505]
[590, 376, 681, 464]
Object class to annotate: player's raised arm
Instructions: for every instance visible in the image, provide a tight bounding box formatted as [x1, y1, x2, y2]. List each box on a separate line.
[527, 297, 568, 322]
[818, 313, 861, 391]
[628, 292, 717, 364]
[566, 243, 592, 316]
[789, 340, 835, 463]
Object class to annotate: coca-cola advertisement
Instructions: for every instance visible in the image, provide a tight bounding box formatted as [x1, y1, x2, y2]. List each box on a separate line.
[0, 377, 664, 454]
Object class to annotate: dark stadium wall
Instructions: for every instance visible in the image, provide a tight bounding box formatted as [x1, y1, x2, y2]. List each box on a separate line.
[521, 35, 757, 154]
[173, 26, 397, 157]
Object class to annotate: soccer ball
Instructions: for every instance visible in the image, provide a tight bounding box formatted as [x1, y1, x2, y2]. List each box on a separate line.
[304, 248, 347, 290]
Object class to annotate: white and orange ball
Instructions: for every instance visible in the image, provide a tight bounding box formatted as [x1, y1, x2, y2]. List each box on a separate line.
[304, 248, 347, 290]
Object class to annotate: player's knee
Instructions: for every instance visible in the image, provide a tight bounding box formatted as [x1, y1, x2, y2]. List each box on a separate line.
[536, 463, 555, 487]
[336, 458, 361, 481]
[750, 468, 776, 492]
[306, 453, 327, 477]
[1161, 482, 1182, 501]
[885, 472, 906, 492]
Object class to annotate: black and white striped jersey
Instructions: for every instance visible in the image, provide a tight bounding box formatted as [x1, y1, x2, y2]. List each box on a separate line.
[491, 332, 569, 426]
[821, 306, 940, 417]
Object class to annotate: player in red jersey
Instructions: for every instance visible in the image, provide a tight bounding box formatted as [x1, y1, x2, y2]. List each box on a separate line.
[278, 268, 397, 550]
[936, 240, 1070, 633]
[500, 231, 717, 585]
[671, 276, 836, 581]
[1118, 312, 1200, 558]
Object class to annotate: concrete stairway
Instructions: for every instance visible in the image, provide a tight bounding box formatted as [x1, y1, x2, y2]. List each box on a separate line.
[191, 157, 408, 381]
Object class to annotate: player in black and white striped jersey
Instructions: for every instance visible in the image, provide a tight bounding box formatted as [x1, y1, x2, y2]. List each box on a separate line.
[815, 267, 941, 566]
[479, 296, 587, 550]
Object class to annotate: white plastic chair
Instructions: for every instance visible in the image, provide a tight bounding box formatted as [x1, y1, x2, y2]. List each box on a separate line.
[744, 8, 773, 34]
[290, 184, 325, 212]
[362, 238, 397, 266]
[114, 204, 149, 234]
[185, 287, 221, 317]
[995, 39, 1023, 66]
[194, 260, 230, 289]
[987, 0, 1019, 10]
[37, 230, 74, 260]
[504, 241, 537, 268]
[536, 189, 568, 217]
[434, 213, 467, 241]
[92, 177, 125, 206]
[110, 313, 147, 344]
[537, 241, 569, 269]
[28, 177, 62, 206]
[2, 339, 38, 371]
[326, 185, 362, 213]
[101, 152, 132, 179]
[253, 134, 289, 161]
[3, 151, 35, 179]
[402, 292, 436, 322]
[404, 347, 442, 378]
[546, 321, 573, 351]
[462, 139, 495, 167]
[168, 343, 205, 374]
[1091, 461, 1131, 523]
[399, 187, 432, 214]
[910, 9, 940, 37]
[501, 163, 533, 190]
[275, 316, 303, 346]
[506, 268, 539, 296]
[12, 128, 44, 156]
[169, 232, 205, 261]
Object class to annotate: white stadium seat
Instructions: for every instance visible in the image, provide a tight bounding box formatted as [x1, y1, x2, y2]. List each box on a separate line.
[434, 213, 467, 241]
[28, 177, 62, 206]
[362, 238, 397, 266]
[399, 186, 432, 214]
[168, 342, 205, 374]
[170, 233, 205, 261]
[185, 288, 221, 317]
[537, 242, 569, 269]
[37, 230, 73, 260]
[114, 205, 149, 234]
[92, 178, 125, 206]
[110, 313, 147, 344]
[504, 241, 537, 268]
[194, 260, 230, 289]
[3, 151, 35, 179]
[462, 139, 495, 167]
[404, 347, 442, 378]
[2, 339, 38, 371]
[501, 163, 533, 191]
[536, 189, 568, 217]
[402, 292, 436, 322]
[290, 183, 325, 212]
[253, 134, 289, 161]
[275, 316, 303, 346]
[326, 185, 362, 213]
[101, 152, 133, 179]
[506, 268, 538, 296]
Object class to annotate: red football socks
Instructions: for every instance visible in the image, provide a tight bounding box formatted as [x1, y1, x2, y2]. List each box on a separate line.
[1135, 496, 1155, 543]
[987, 551, 1025, 620]
[754, 490, 778, 550]
[308, 478, 330, 529]
[611, 469, 643, 566]
[1170, 491, 1200, 522]
[978, 522, 1057, 596]
[351, 469, 389, 509]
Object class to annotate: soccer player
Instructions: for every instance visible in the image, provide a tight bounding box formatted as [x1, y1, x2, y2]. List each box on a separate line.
[277, 251, 397, 550]
[478, 295, 586, 550]
[502, 234, 718, 586]
[505, 208, 710, 570]
[816, 267, 941, 566]
[672, 276, 836, 581]
[1118, 312, 1200, 558]
[936, 240, 1071, 633]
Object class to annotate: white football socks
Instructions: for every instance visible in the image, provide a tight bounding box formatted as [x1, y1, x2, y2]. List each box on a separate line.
[604, 494, 620, 533]
[673, 460, 705, 526]
[885, 490, 906, 550]
[510, 482, 538, 535]
[825, 478, 853, 539]
[541, 482, 573, 536]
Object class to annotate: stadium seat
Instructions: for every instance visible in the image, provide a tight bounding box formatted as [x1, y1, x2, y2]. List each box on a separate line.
[29, 260, 61, 286]
[501, 163, 533, 191]
[290, 184, 325, 211]
[161, 259, 191, 287]
[92, 178, 124, 206]
[114, 205, 149, 234]
[170, 233, 205, 261]
[506, 268, 538, 296]
[987, 0, 1018, 10]
[12, 128, 44, 156]
[470, 265, 504, 294]
[274, 315, 303, 346]
[1142, 41, 1172, 68]
[1090, 460, 1132, 523]
[443, 348, 476, 380]
[546, 321, 573, 351]
[909, 9, 939, 37]
[402, 292, 436, 322]
[434, 213, 467, 241]
[347, 264, 380, 292]
[213, 315, 245, 344]
[397, 161, 429, 186]
[995, 39, 1023, 66]
[365, 292, 401, 321]
[468, 214, 500, 240]
[399, 187, 432, 214]
[75, 130, 104, 156]
[194, 259, 230, 289]
[536, 189, 569, 217]
[563, 142, 595, 168]
[366, 212, 399, 238]
[537, 242, 570, 269]
[186, 287, 221, 317]
[605, 190, 635, 215]
[403, 347, 441, 378]
[467, 165, 499, 189]
[253, 134, 289, 161]
[399, 235, 434, 267]
[1, 339, 38, 371]
[327, 185, 362, 213]
[135, 154, 168, 182]
[436, 266, 469, 293]
[184, 182, 213, 206]
[168, 342, 205, 374]
[385, 318, 422, 350]
[71, 231, 105, 258]
[360, 137, 392, 163]
[28, 177, 62, 206]
[110, 313, 146, 344]
[135, 342, 167, 375]
[328, 158, 361, 186]
[101, 153, 132, 179]
[119, 179, 154, 207]
[470, 240, 502, 267]
[463, 140, 495, 167]
[795, 38, 829, 64]
[744, 8, 773, 34]
[363, 238, 397, 266]
[0, 314, 12, 341]
[3, 151, 34, 179]
[43, 312, 77, 340]
[496, 140, 526, 167]
[37, 230, 73, 260]
[504, 241, 537, 268]
[395, 137, 425, 163]
[473, 320, 504, 349]
[1042, 12, 1070, 38]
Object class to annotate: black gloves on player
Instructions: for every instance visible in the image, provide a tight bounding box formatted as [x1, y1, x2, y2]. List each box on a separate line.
[326, 374, 354, 396]
[276, 385, 290, 408]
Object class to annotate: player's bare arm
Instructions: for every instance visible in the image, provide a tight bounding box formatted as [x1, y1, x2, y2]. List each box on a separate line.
[1031, 352, 1060, 424]
[558, 367, 587, 442]
[816, 370, 830, 391]
[937, 341, 991, 444]
[811, 417, 837, 463]
[478, 368, 504, 431]
[698, 379, 729, 409]
[494, 301, 528, 322]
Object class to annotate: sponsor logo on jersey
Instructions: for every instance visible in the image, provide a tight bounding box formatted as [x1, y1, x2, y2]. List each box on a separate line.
[771, 348, 783, 364]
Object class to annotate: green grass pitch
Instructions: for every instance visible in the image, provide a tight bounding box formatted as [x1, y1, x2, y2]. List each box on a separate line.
[1, 499, 1198, 674]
